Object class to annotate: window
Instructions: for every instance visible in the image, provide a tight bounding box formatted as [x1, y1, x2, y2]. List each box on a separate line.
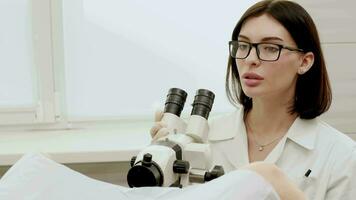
[61, 0, 257, 120]
[0, 0, 259, 126]
[0, 0, 56, 125]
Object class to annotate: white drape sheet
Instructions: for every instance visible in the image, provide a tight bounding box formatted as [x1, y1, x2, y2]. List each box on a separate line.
[0, 153, 280, 200]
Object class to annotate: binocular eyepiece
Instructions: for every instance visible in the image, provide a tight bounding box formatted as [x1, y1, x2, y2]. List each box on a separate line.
[164, 88, 214, 119]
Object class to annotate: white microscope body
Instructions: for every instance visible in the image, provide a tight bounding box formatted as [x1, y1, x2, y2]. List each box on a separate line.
[127, 88, 224, 188]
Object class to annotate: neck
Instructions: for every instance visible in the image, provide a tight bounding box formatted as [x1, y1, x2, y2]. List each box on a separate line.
[246, 95, 297, 139]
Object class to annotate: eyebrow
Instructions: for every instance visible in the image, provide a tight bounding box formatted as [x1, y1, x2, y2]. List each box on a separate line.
[238, 34, 284, 42]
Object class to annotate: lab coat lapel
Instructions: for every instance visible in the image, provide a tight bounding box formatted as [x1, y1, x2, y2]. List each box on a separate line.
[219, 109, 250, 168]
[264, 117, 317, 163]
[264, 137, 287, 163]
[286, 118, 317, 150]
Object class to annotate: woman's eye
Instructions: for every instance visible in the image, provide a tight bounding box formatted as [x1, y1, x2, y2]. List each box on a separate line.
[264, 46, 279, 52]
[238, 44, 249, 50]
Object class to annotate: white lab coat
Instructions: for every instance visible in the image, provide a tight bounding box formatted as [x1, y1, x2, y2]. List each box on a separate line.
[208, 106, 356, 200]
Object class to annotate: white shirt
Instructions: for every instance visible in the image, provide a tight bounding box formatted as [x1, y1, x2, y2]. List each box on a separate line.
[208, 107, 356, 200]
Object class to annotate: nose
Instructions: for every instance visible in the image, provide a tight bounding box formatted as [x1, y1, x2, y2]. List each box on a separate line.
[245, 46, 261, 65]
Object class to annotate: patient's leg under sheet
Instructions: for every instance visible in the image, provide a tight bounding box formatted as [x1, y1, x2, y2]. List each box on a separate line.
[0, 153, 280, 200]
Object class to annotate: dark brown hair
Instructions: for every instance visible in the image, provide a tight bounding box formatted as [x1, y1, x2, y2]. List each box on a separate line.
[226, 0, 332, 119]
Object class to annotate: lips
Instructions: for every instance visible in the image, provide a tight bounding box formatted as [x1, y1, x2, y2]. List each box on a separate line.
[242, 72, 264, 80]
[242, 72, 264, 87]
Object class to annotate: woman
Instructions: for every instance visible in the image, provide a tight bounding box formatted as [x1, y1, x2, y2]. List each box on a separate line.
[151, 0, 355, 199]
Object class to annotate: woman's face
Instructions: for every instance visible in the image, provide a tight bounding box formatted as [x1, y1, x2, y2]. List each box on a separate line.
[237, 14, 303, 101]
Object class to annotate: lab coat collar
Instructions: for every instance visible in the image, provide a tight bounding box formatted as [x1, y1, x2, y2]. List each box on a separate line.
[285, 117, 319, 150]
[264, 117, 318, 163]
[212, 107, 319, 150]
[208, 107, 244, 141]
[208, 108, 318, 167]
[209, 107, 250, 168]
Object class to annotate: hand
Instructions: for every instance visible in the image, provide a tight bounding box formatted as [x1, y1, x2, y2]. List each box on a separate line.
[149, 109, 169, 141]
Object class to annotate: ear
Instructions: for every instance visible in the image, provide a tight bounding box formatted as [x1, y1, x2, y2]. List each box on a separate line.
[298, 52, 314, 75]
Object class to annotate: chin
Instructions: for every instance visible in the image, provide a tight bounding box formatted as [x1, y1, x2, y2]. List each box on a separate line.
[242, 87, 264, 98]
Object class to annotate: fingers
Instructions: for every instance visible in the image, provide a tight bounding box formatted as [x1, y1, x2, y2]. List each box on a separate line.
[150, 121, 167, 138]
[152, 127, 169, 141]
[154, 109, 164, 122]
[150, 109, 169, 141]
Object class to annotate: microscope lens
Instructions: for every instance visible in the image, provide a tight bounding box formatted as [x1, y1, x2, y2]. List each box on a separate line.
[164, 88, 187, 117]
[191, 89, 215, 119]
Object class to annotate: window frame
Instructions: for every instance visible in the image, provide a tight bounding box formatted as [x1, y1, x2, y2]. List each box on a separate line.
[0, 0, 57, 125]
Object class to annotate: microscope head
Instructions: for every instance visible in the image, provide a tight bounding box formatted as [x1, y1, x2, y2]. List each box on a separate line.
[127, 88, 222, 188]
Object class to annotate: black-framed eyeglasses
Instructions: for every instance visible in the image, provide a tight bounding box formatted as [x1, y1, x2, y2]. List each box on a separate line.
[229, 41, 304, 61]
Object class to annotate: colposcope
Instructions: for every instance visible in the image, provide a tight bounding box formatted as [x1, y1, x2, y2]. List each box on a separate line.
[127, 88, 224, 187]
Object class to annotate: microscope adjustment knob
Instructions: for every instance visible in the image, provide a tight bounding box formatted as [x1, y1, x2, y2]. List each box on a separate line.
[204, 165, 225, 182]
[173, 160, 190, 174]
[130, 156, 137, 167]
[142, 153, 153, 167]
